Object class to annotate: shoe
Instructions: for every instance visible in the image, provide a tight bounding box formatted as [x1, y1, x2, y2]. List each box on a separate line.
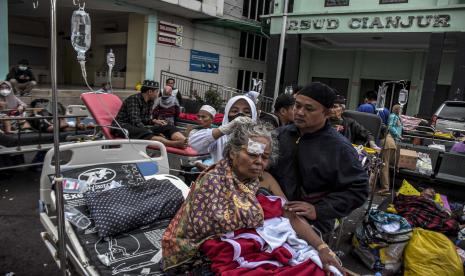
[376, 189, 391, 196]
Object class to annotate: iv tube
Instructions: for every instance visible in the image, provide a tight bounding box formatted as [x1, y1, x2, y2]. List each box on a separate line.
[71, 6, 92, 90]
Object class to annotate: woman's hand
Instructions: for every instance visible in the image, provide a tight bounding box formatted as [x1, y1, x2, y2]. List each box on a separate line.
[319, 247, 345, 276]
[285, 201, 317, 220]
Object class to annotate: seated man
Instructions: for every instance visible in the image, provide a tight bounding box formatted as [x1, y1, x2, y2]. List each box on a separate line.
[329, 95, 380, 149]
[112, 80, 187, 149]
[260, 93, 295, 128]
[0, 81, 31, 133]
[6, 59, 37, 96]
[270, 82, 369, 234]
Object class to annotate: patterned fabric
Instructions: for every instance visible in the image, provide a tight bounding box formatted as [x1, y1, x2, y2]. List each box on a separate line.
[394, 194, 459, 235]
[114, 93, 153, 128]
[162, 159, 264, 270]
[85, 178, 184, 237]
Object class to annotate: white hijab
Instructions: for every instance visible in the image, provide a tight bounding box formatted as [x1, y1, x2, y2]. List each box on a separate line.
[213, 95, 258, 162]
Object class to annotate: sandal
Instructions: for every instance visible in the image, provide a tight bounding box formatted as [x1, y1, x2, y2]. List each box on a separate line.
[376, 189, 391, 196]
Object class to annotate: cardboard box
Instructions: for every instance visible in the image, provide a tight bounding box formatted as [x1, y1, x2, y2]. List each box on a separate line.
[397, 149, 418, 170]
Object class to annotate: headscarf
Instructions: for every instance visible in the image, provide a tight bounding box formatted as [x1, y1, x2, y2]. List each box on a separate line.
[212, 95, 257, 162]
[0, 81, 26, 109]
[158, 95, 179, 109]
[162, 159, 264, 270]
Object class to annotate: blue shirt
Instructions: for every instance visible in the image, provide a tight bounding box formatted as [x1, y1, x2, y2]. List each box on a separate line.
[357, 103, 390, 125]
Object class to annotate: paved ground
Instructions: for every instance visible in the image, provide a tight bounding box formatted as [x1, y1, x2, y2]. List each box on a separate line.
[0, 168, 377, 276]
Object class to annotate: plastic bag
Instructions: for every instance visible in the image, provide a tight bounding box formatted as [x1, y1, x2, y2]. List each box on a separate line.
[404, 228, 464, 276]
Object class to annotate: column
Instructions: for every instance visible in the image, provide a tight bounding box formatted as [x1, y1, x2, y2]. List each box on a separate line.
[406, 52, 425, 116]
[348, 51, 363, 110]
[282, 34, 301, 90]
[264, 35, 280, 98]
[144, 14, 157, 80]
[126, 14, 145, 88]
[448, 32, 465, 101]
[0, 0, 9, 79]
[418, 33, 445, 117]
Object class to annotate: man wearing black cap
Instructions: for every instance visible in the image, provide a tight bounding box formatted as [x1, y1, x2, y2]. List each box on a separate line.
[270, 82, 369, 234]
[6, 59, 37, 96]
[260, 93, 295, 128]
[112, 80, 187, 149]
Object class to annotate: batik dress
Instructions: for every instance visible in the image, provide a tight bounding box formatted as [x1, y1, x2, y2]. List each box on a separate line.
[162, 159, 264, 270]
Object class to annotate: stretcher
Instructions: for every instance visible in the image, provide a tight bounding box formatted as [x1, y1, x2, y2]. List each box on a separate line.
[80, 93, 210, 175]
[39, 139, 190, 275]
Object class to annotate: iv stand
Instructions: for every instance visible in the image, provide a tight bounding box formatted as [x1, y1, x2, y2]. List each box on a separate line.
[50, 0, 68, 274]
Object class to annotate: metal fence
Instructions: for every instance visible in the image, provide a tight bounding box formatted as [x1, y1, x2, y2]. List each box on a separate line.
[160, 70, 273, 112]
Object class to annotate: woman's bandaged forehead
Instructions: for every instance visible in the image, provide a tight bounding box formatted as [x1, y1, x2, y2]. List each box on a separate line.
[247, 139, 266, 155]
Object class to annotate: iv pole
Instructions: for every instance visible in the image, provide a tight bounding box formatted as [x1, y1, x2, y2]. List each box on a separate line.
[50, 0, 68, 274]
[272, 0, 289, 109]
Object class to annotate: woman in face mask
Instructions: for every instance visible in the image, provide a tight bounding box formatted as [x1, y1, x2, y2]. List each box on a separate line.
[188, 95, 257, 163]
[0, 81, 30, 133]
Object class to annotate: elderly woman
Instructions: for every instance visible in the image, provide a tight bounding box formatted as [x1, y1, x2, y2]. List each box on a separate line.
[163, 122, 344, 275]
[188, 95, 256, 163]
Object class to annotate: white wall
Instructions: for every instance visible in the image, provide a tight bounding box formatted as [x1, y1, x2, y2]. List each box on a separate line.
[154, 12, 266, 89]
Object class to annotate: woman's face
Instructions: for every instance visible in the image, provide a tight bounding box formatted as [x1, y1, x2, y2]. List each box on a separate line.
[228, 99, 252, 121]
[197, 110, 213, 128]
[230, 136, 271, 181]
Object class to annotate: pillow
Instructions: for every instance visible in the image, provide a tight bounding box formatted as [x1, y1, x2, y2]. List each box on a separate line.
[85, 178, 183, 237]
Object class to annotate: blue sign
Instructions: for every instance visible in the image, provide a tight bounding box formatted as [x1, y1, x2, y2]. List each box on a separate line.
[189, 49, 219, 74]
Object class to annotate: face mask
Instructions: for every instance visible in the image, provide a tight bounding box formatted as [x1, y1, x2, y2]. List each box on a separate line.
[228, 112, 249, 122]
[0, 89, 11, 97]
[19, 66, 27, 71]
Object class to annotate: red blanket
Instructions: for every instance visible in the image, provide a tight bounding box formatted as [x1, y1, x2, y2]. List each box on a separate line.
[200, 195, 326, 276]
[178, 112, 224, 124]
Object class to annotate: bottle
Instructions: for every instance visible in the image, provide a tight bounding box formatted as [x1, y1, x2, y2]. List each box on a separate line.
[64, 205, 91, 230]
[71, 7, 91, 61]
[106, 49, 115, 69]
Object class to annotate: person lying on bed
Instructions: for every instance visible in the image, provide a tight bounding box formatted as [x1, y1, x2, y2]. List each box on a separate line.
[162, 122, 344, 275]
[188, 95, 256, 163]
[0, 80, 32, 133]
[112, 80, 187, 149]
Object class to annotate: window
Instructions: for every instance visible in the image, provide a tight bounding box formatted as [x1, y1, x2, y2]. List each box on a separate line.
[239, 32, 267, 61]
[237, 70, 265, 91]
[325, 0, 349, 7]
[243, 0, 273, 22]
[380, 0, 407, 3]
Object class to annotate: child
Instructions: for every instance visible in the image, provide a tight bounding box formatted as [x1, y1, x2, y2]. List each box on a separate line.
[152, 85, 180, 126]
[0, 81, 31, 133]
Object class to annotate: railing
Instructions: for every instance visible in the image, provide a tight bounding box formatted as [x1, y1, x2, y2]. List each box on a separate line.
[160, 70, 273, 112]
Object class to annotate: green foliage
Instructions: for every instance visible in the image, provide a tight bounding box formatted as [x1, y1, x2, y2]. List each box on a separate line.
[204, 89, 223, 110]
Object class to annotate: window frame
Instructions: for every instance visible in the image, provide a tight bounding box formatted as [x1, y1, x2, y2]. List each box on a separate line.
[324, 0, 350, 7]
[379, 0, 408, 4]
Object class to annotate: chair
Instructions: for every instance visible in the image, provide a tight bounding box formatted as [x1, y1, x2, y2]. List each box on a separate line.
[343, 110, 383, 142]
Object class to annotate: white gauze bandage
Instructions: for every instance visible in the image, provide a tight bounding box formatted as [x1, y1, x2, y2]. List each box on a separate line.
[247, 138, 266, 155]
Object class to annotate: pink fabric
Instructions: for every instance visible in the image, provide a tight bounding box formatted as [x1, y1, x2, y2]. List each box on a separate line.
[178, 112, 224, 124]
[400, 115, 423, 131]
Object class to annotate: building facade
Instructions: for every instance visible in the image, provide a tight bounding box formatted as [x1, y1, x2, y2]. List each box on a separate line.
[1, 0, 270, 94]
[265, 0, 465, 117]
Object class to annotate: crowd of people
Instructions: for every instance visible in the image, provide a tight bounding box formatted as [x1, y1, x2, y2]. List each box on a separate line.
[107, 79, 416, 274]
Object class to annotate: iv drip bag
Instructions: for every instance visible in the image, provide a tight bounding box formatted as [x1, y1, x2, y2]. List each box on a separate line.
[376, 85, 387, 111]
[107, 49, 115, 68]
[398, 89, 409, 106]
[71, 7, 91, 61]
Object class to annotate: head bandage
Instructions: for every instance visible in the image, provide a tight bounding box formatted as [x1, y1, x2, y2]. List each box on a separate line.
[247, 139, 266, 155]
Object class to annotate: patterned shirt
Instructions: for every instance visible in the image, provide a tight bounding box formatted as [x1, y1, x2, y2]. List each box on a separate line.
[114, 93, 153, 128]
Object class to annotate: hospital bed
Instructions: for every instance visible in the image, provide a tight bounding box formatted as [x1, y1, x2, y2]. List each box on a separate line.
[39, 139, 190, 275]
[80, 92, 210, 178]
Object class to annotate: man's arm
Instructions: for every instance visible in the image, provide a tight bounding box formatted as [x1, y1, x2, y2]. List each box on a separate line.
[125, 98, 144, 128]
[313, 146, 369, 220]
[350, 119, 375, 145]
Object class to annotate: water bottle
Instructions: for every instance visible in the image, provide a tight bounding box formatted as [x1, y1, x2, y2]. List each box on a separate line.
[64, 205, 91, 230]
[106, 49, 115, 69]
[71, 7, 91, 61]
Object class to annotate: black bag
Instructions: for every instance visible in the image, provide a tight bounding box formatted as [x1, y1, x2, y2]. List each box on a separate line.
[85, 178, 184, 237]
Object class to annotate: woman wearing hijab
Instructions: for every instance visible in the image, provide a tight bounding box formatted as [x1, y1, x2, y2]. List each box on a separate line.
[0, 80, 30, 133]
[188, 95, 257, 163]
[153, 85, 180, 125]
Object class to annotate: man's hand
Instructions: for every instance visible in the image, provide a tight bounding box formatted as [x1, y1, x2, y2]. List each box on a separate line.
[318, 246, 345, 276]
[153, 119, 167, 126]
[218, 116, 253, 135]
[284, 201, 317, 220]
[0, 101, 6, 111]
